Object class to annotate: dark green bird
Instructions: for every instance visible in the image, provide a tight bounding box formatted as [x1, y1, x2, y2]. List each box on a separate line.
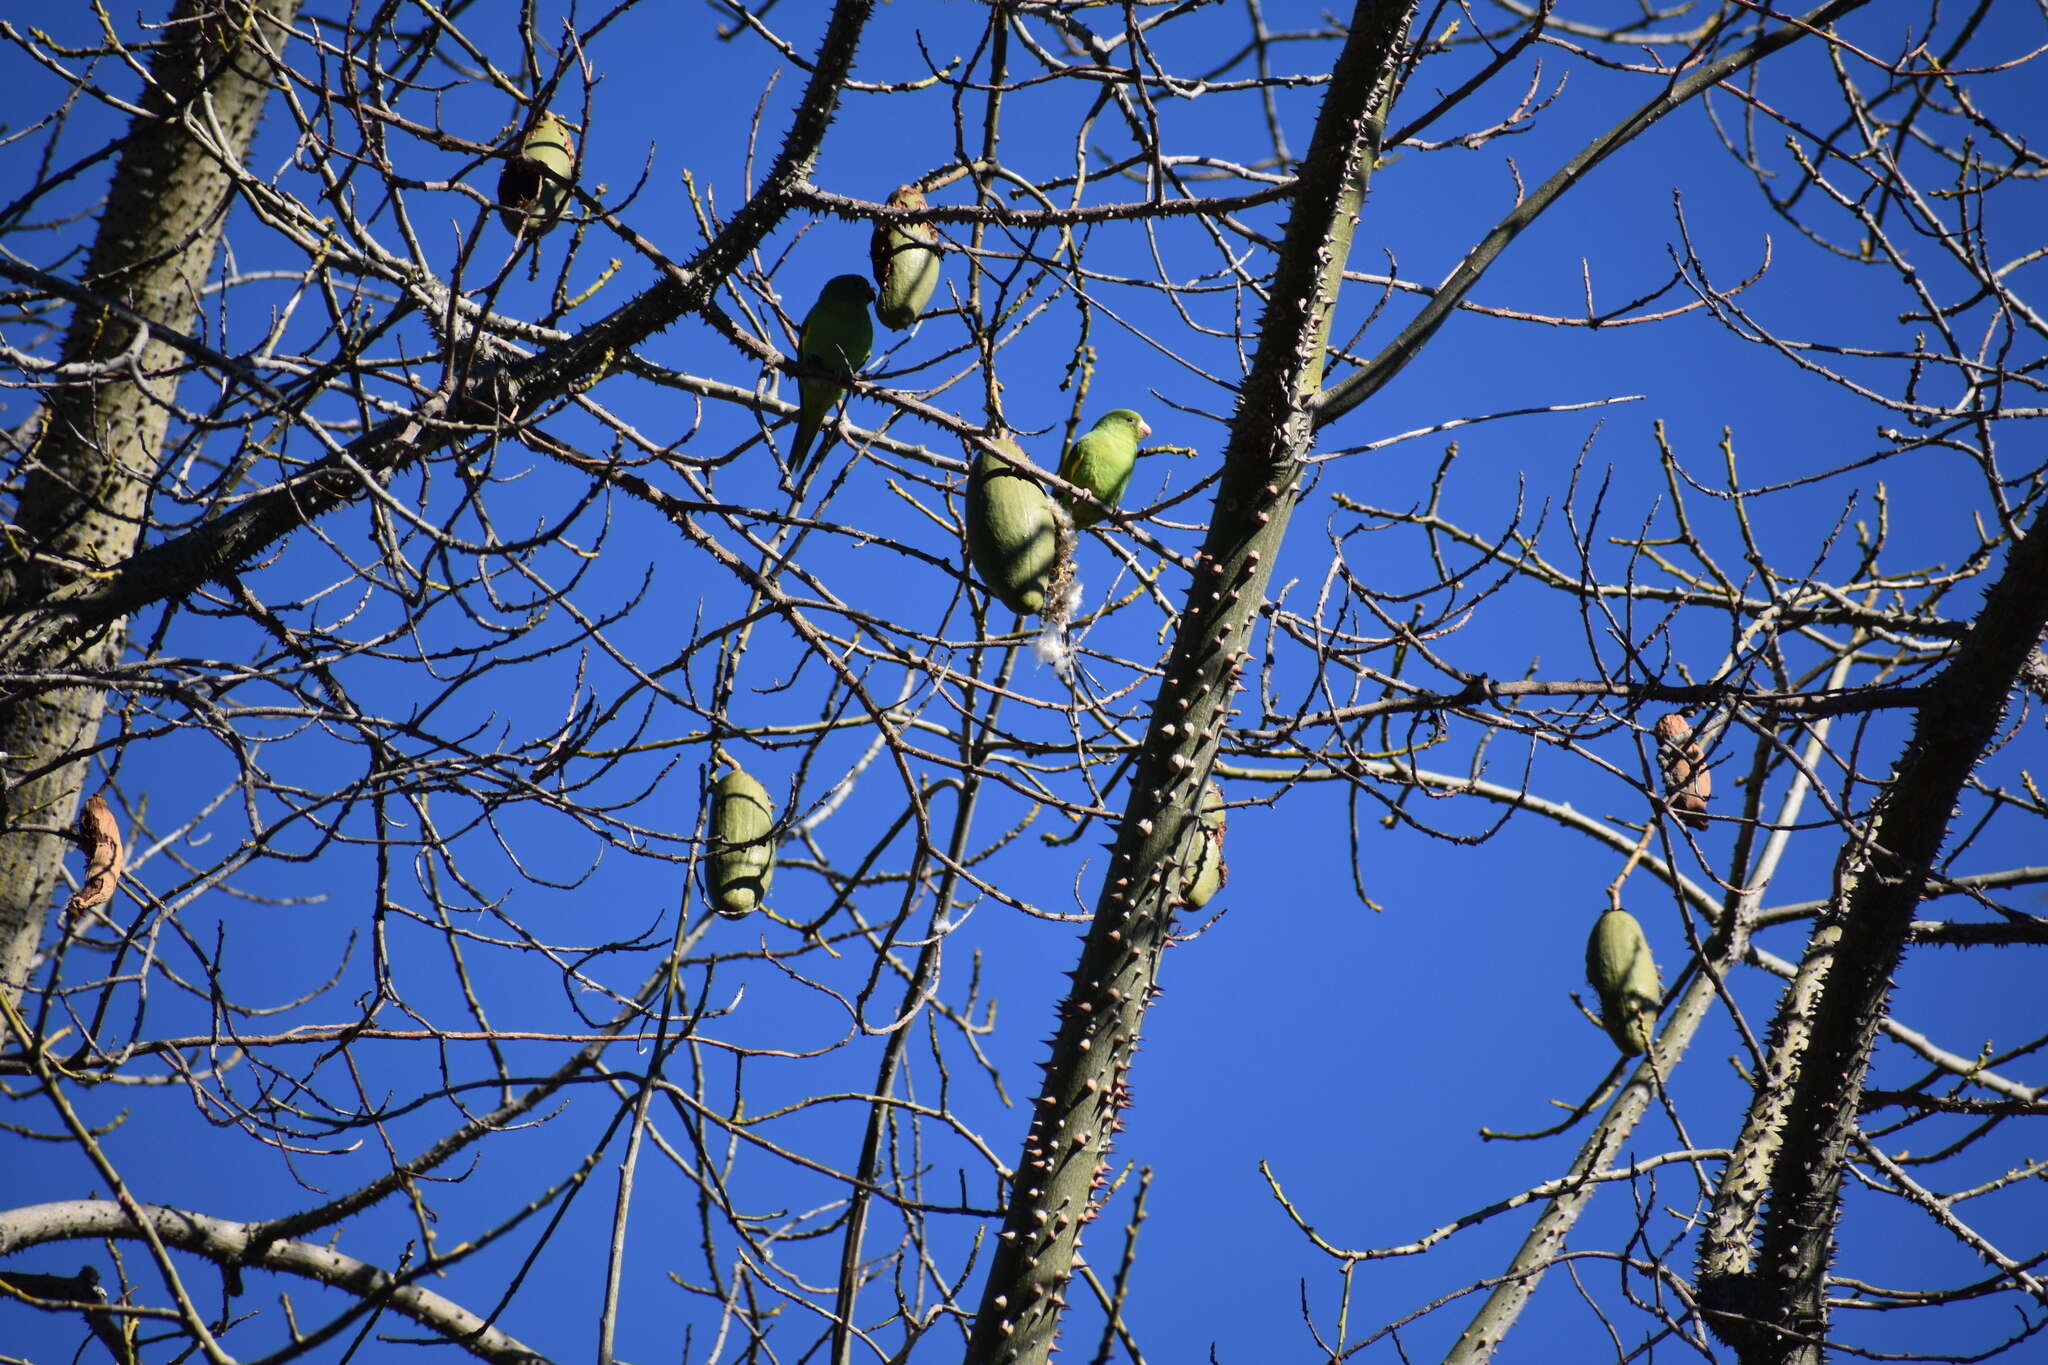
[788, 274, 876, 472]
[1056, 409, 1152, 526]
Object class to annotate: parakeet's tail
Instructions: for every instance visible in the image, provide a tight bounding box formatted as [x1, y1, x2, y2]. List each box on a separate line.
[788, 375, 845, 479]
[789, 403, 835, 478]
[788, 424, 817, 474]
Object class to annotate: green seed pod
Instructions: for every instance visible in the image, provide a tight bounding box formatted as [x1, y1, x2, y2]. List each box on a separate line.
[1585, 909, 1661, 1056]
[1180, 782, 1228, 908]
[966, 438, 1061, 614]
[498, 112, 575, 239]
[708, 764, 776, 916]
[870, 185, 942, 330]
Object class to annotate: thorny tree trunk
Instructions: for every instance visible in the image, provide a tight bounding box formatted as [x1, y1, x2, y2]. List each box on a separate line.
[1698, 507, 2048, 1362]
[0, 0, 302, 1017]
[959, 4, 1416, 1361]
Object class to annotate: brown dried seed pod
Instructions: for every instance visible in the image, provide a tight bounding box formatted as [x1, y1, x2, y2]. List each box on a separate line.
[1654, 713, 1711, 830]
[1654, 713, 1693, 782]
[1677, 740, 1711, 829]
[68, 792, 124, 918]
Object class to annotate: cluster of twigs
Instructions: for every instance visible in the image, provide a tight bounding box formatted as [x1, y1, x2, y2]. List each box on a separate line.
[0, 2, 2043, 1364]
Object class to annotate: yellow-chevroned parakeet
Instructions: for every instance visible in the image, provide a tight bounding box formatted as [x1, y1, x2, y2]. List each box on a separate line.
[498, 112, 575, 239]
[870, 185, 942, 330]
[1056, 409, 1152, 526]
[788, 274, 876, 472]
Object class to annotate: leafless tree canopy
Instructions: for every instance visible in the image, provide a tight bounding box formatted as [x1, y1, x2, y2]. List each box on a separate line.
[2, 2, 2044, 1363]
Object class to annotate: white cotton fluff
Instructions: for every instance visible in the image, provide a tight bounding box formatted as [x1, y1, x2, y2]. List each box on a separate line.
[1033, 573, 1085, 681]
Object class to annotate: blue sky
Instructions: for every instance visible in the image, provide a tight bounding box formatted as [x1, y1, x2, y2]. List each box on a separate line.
[4, 2, 2043, 1362]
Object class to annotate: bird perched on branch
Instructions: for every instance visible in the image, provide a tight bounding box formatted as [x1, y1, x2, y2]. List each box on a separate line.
[788, 274, 876, 473]
[1056, 409, 1152, 526]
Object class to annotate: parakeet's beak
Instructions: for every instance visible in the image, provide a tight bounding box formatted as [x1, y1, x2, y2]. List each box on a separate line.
[1139, 420, 1153, 439]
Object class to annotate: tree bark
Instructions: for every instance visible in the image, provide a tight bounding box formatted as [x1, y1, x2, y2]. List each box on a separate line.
[0, 1200, 550, 1363]
[0, 0, 881, 1019]
[1697, 500, 2048, 1361]
[958, 4, 1415, 1361]
[0, 0, 303, 1017]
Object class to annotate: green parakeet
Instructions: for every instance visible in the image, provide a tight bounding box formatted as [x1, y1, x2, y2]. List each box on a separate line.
[788, 274, 876, 472]
[498, 112, 575, 239]
[1056, 409, 1152, 526]
[870, 185, 942, 330]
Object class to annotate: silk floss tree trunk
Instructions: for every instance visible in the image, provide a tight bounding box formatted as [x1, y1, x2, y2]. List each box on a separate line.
[1695, 498, 2048, 1362]
[0, 0, 303, 1021]
[959, 3, 1418, 1361]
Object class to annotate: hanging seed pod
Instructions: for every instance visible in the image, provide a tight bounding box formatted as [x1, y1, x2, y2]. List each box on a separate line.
[1198, 780, 1226, 834]
[870, 184, 942, 330]
[67, 791, 124, 920]
[966, 438, 1063, 615]
[1654, 712, 1711, 830]
[1671, 748, 1710, 829]
[708, 763, 776, 916]
[1585, 909, 1661, 1056]
[498, 112, 575, 239]
[1180, 782, 1228, 908]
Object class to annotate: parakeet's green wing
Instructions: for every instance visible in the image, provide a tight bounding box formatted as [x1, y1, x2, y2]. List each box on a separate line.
[789, 275, 876, 471]
[1102, 449, 1137, 506]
